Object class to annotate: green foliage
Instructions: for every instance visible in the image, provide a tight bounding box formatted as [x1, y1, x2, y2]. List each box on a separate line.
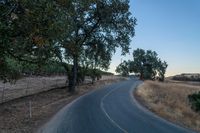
[0, 0, 135, 92]
[188, 92, 200, 112]
[116, 48, 168, 81]
[58, 0, 136, 91]
[0, 57, 21, 83]
[4, 58, 66, 76]
[129, 49, 146, 78]
[115, 61, 130, 77]
[129, 49, 168, 80]
[157, 60, 168, 81]
[100, 71, 113, 76]
[42, 61, 66, 75]
[77, 67, 111, 84]
[0, 0, 64, 81]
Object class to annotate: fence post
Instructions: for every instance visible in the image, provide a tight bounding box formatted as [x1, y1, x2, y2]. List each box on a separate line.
[1, 83, 5, 103]
[55, 79, 58, 88]
[29, 100, 32, 119]
[26, 78, 29, 96]
[43, 79, 46, 90]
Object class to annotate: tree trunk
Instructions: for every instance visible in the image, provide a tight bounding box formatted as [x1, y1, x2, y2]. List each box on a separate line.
[68, 55, 78, 93]
[140, 70, 144, 80]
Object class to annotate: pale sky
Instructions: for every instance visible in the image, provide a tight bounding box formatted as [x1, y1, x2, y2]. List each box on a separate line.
[108, 0, 200, 76]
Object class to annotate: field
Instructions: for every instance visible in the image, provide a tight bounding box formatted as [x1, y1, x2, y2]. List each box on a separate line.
[135, 80, 200, 131]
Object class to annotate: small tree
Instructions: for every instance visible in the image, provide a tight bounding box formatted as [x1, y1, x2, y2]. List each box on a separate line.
[188, 92, 200, 112]
[157, 60, 168, 81]
[129, 49, 146, 79]
[130, 49, 168, 81]
[115, 61, 130, 77]
[121, 48, 168, 81]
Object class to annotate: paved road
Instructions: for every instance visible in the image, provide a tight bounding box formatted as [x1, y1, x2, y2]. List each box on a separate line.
[38, 79, 197, 133]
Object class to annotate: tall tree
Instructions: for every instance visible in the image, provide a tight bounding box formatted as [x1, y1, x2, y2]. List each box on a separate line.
[157, 60, 168, 81]
[115, 60, 130, 76]
[58, 0, 136, 92]
[121, 48, 168, 81]
[1, 0, 136, 92]
[129, 49, 146, 79]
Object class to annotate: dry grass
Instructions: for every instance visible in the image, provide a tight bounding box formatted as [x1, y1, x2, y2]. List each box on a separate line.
[135, 80, 200, 131]
[0, 75, 118, 104]
[0, 78, 125, 133]
[0, 76, 67, 103]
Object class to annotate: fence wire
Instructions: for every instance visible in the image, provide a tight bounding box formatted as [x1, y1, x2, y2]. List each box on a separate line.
[0, 75, 116, 104]
[0, 76, 67, 104]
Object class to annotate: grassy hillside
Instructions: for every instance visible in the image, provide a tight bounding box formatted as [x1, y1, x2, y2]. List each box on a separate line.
[172, 73, 200, 82]
[135, 80, 200, 131]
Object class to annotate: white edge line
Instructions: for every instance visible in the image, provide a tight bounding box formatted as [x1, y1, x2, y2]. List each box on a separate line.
[100, 85, 128, 133]
[38, 85, 109, 133]
[129, 81, 197, 133]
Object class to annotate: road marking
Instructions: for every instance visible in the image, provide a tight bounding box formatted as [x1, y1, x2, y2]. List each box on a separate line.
[100, 85, 128, 133]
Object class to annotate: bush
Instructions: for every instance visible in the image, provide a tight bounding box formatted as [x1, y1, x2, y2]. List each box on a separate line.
[188, 92, 200, 112]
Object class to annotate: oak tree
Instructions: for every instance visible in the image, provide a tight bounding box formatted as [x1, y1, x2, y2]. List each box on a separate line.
[58, 0, 136, 92]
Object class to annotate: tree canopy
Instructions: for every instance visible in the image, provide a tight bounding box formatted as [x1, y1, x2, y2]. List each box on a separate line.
[115, 60, 130, 77]
[0, 0, 64, 81]
[0, 0, 136, 91]
[116, 48, 168, 81]
[55, 0, 136, 92]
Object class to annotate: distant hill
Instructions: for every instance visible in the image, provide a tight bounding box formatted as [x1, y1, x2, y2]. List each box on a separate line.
[100, 71, 114, 76]
[172, 73, 200, 82]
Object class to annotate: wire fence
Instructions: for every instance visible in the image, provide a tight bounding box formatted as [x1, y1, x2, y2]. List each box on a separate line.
[0, 75, 117, 104]
[0, 76, 67, 104]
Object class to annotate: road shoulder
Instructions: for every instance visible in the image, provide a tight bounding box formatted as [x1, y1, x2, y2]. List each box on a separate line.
[0, 78, 125, 133]
[134, 80, 200, 132]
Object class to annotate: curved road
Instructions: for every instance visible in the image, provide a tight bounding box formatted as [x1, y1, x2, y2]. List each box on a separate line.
[38, 79, 197, 133]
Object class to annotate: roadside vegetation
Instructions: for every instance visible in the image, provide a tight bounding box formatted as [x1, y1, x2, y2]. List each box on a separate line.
[188, 92, 200, 112]
[116, 48, 200, 131]
[135, 80, 200, 132]
[172, 73, 200, 82]
[0, 0, 136, 92]
[0, 1, 135, 132]
[3, 57, 113, 83]
[0, 78, 124, 133]
[116, 48, 168, 81]
[171, 74, 200, 113]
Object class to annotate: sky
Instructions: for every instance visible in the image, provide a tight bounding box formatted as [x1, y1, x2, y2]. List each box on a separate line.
[108, 0, 200, 76]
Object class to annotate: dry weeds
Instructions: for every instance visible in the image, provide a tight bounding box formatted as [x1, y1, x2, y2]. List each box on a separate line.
[135, 80, 200, 132]
[0, 76, 67, 104]
[0, 75, 117, 104]
[0, 78, 125, 133]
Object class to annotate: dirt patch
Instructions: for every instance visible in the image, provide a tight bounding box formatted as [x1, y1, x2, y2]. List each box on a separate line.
[0, 78, 125, 133]
[135, 80, 200, 132]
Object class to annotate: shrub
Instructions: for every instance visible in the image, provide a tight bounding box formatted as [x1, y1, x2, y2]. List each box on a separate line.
[188, 92, 200, 112]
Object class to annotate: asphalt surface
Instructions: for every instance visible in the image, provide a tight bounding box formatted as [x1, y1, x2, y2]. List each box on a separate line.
[38, 79, 197, 133]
